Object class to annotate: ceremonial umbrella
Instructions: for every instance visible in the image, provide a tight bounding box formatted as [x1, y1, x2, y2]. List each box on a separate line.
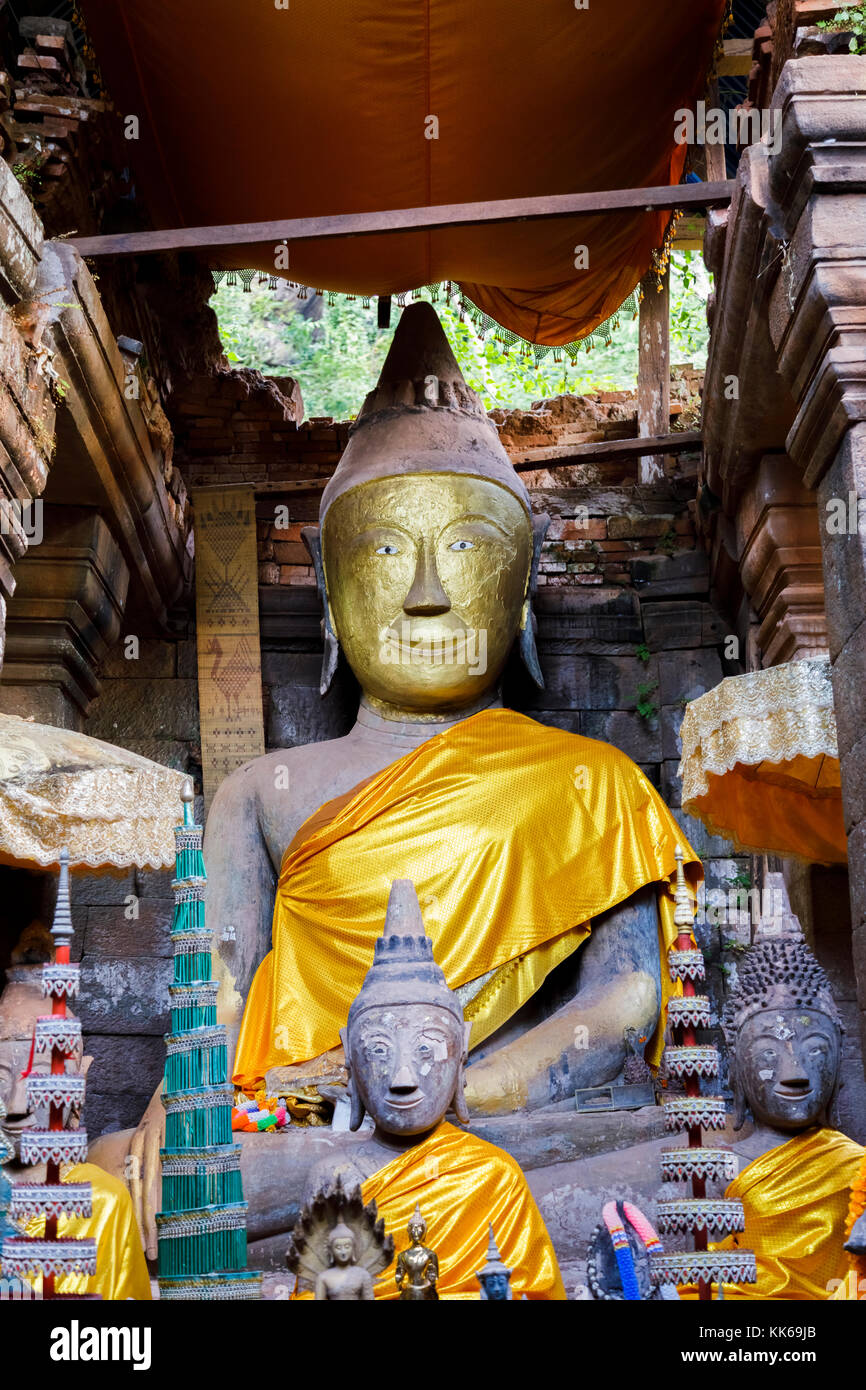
[0, 713, 187, 872]
[678, 658, 846, 865]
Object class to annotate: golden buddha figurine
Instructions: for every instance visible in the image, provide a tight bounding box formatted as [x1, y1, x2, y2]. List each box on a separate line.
[395, 1204, 439, 1300]
[300, 878, 565, 1300]
[123, 301, 700, 1256]
[713, 883, 863, 1300]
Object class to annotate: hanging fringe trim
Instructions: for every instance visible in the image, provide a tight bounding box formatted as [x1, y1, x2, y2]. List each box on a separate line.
[210, 201, 687, 366]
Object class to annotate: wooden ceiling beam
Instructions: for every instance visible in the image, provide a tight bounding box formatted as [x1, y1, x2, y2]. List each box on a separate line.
[68, 181, 734, 259]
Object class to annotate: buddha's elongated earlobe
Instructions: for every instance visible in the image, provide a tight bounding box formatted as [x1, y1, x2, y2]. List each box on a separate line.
[451, 1020, 472, 1125]
[302, 525, 340, 696]
[340, 1027, 366, 1131]
[518, 512, 549, 689]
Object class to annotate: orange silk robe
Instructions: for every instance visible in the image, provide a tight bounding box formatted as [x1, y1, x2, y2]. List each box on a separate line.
[294, 1121, 565, 1300]
[24, 1162, 152, 1301]
[234, 707, 700, 1086]
[714, 1129, 863, 1301]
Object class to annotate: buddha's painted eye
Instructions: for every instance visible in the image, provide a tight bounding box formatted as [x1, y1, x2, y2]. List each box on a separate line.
[367, 1040, 391, 1059]
[375, 544, 400, 555]
[448, 539, 474, 551]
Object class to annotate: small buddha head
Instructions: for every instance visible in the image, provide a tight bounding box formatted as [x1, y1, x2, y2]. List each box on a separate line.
[308, 303, 547, 714]
[341, 878, 471, 1136]
[407, 1204, 428, 1246]
[724, 920, 842, 1133]
[476, 1223, 513, 1300]
[327, 1221, 357, 1268]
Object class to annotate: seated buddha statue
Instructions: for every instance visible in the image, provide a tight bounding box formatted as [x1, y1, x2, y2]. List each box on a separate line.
[298, 878, 565, 1300]
[713, 891, 863, 1300]
[0, 962, 151, 1300]
[125, 301, 700, 1255]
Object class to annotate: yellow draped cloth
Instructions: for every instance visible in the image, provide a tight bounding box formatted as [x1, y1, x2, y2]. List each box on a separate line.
[295, 1122, 565, 1300]
[714, 1130, 863, 1301]
[234, 709, 700, 1088]
[23, 1162, 152, 1301]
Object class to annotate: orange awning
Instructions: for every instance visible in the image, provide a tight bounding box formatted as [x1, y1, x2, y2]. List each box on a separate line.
[81, 0, 726, 345]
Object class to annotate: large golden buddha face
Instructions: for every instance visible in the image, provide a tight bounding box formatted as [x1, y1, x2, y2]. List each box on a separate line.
[321, 474, 532, 712]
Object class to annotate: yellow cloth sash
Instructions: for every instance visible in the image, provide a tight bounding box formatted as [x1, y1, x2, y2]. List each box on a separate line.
[23, 1162, 152, 1301]
[234, 707, 700, 1086]
[715, 1129, 863, 1300]
[294, 1121, 565, 1300]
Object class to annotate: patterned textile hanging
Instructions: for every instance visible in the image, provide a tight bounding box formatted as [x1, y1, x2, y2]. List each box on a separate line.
[1, 851, 97, 1298]
[156, 783, 262, 1300]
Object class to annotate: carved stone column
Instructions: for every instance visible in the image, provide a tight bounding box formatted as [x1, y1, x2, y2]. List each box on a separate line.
[764, 57, 866, 1050]
[0, 505, 129, 727]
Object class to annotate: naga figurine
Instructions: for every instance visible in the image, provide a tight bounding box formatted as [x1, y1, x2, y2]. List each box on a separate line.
[286, 1175, 393, 1300]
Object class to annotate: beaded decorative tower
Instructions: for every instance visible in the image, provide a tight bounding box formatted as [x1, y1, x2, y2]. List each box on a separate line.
[157, 781, 262, 1300]
[1, 849, 98, 1298]
[653, 847, 756, 1298]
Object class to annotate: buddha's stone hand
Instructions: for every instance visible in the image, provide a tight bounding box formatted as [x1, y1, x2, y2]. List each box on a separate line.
[128, 1081, 165, 1260]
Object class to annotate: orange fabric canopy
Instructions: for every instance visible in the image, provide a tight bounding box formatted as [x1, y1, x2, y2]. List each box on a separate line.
[82, 1, 725, 344]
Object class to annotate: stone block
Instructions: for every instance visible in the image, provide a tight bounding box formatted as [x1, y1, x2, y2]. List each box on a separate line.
[527, 709, 580, 734]
[73, 870, 136, 907]
[849, 821, 866, 931]
[84, 902, 172, 958]
[525, 653, 657, 711]
[260, 652, 323, 688]
[87, 678, 200, 741]
[658, 648, 723, 705]
[660, 704, 685, 761]
[134, 866, 176, 901]
[607, 514, 672, 541]
[77, 957, 172, 1033]
[676, 809, 740, 861]
[641, 600, 703, 650]
[581, 709, 661, 763]
[817, 427, 866, 659]
[535, 587, 643, 644]
[268, 682, 356, 748]
[177, 638, 198, 679]
[660, 759, 683, 807]
[841, 728, 866, 835]
[832, 623, 866, 761]
[84, 1089, 158, 1142]
[99, 639, 176, 680]
[116, 739, 192, 773]
[631, 550, 709, 598]
[83, 1033, 165, 1094]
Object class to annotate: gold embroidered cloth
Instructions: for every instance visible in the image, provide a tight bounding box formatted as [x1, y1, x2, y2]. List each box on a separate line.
[294, 1122, 565, 1300]
[233, 708, 701, 1087]
[713, 1129, 863, 1301]
[0, 713, 186, 871]
[678, 659, 845, 863]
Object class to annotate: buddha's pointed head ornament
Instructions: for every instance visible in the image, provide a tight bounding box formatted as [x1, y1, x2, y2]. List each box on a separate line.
[340, 878, 471, 1135]
[476, 1222, 513, 1300]
[303, 302, 548, 708]
[723, 880, 842, 1132]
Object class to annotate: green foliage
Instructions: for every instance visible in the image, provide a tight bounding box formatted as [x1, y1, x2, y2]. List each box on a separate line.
[656, 526, 677, 556]
[634, 678, 659, 722]
[818, 4, 866, 50]
[212, 251, 712, 419]
[635, 642, 651, 664]
[728, 869, 751, 891]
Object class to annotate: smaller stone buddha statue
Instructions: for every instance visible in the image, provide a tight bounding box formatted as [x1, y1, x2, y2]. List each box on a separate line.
[302, 878, 565, 1300]
[717, 885, 863, 1300]
[395, 1204, 439, 1300]
[317, 1223, 374, 1301]
[476, 1224, 513, 1301]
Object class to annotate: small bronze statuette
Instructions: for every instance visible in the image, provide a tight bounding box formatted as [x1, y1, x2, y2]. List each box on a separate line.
[476, 1224, 513, 1300]
[395, 1203, 439, 1300]
[286, 1175, 393, 1300]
